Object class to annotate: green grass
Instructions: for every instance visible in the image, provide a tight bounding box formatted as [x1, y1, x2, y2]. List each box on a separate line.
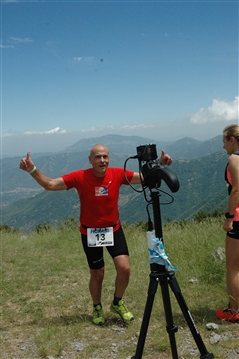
[1, 218, 238, 358]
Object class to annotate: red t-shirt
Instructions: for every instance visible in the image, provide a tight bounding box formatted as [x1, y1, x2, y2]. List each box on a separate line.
[61, 167, 134, 234]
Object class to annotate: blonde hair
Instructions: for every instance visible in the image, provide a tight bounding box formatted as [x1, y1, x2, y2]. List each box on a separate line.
[223, 124, 239, 143]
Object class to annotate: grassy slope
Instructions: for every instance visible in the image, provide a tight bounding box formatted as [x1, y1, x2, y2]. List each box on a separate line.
[1, 219, 238, 359]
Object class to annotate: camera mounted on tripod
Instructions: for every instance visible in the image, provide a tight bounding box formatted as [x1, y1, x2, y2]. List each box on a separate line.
[131, 145, 214, 359]
[136, 144, 179, 193]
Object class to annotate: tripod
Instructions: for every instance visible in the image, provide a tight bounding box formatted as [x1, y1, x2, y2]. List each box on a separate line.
[131, 189, 214, 359]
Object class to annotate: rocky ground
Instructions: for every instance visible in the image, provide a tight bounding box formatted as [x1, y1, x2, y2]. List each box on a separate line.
[1, 321, 239, 359]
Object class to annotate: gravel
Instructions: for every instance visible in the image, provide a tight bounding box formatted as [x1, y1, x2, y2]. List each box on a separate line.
[1, 322, 239, 359]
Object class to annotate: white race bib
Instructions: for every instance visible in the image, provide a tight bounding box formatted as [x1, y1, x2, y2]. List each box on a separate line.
[87, 227, 114, 247]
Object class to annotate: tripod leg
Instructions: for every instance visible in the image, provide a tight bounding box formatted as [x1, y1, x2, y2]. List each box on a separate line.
[169, 274, 214, 359]
[160, 276, 179, 359]
[131, 273, 158, 359]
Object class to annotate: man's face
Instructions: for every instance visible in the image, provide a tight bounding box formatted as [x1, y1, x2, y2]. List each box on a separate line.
[89, 145, 110, 177]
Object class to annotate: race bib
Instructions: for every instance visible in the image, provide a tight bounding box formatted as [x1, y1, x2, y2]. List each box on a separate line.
[87, 227, 114, 247]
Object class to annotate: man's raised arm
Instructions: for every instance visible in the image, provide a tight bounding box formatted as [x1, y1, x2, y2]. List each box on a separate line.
[19, 152, 67, 191]
[130, 149, 173, 185]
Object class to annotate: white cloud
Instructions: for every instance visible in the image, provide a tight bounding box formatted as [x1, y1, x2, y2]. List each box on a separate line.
[2, 132, 14, 137]
[190, 96, 239, 124]
[3, 125, 154, 138]
[0, 44, 14, 49]
[80, 124, 155, 133]
[73, 57, 82, 62]
[9, 37, 34, 43]
[72, 56, 94, 63]
[1, 37, 34, 48]
[84, 56, 94, 62]
[1, 121, 224, 158]
[24, 127, 67, 135]
[122, 124, 155, 130]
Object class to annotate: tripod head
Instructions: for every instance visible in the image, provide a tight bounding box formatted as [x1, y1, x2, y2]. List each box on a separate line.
[136, 144, 179, 192]
[124, 143, 180, 238]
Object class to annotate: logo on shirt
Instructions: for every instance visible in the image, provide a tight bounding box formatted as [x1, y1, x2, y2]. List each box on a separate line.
[95, 186, 108, 196]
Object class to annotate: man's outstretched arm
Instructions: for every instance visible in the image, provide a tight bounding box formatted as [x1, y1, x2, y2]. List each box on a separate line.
[19, 151, 67, 191]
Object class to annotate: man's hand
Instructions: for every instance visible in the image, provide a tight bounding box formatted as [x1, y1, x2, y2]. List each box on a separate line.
[19, 152, 35, 172]
[158, 149, 172, 166]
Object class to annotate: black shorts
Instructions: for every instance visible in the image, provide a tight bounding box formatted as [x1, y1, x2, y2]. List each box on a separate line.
[81, 226, 129, 269]
[227, 221, 239, 240]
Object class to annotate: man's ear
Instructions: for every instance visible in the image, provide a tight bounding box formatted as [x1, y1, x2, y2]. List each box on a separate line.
[88, 156, 92, 164]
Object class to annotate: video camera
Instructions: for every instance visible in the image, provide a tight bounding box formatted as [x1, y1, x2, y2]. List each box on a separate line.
[136, 144, 179, 193]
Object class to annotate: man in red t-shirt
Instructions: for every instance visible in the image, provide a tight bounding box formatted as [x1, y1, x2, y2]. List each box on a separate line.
[19, 144, 172, 325]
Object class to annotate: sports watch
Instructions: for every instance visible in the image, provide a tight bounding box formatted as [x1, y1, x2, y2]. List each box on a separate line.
[225, 212, 234, 219]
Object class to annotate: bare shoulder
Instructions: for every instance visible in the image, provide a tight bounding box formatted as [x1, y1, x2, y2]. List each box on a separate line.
[229, 153, 239, 165]
[228, 154, 239, 179]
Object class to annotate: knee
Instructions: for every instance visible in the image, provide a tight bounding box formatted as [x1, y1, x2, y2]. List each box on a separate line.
[226, 259, 239, 272]
[114, 256, 131, 277]
[90, 267, 104, 282]
[119, 264, 130, 277]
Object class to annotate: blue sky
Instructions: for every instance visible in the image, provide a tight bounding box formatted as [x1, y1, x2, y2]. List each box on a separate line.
[1, 0, 238, 156]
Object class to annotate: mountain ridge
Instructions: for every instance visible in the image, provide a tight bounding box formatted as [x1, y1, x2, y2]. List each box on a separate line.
[2, 133, 228, 232]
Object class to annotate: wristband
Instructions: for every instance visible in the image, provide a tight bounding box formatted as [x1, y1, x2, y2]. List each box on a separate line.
[225, 212, 234, 219]
[29, 165, 37, 175]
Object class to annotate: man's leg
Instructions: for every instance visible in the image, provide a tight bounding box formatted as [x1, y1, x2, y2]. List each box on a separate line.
[89, 267, 105, 325]
[89, 267, 104, 305]
[113, 255, 130, 298]
[81, 234, 105, 324]
[107, 226, 134, 322]
[110, 254, 134, 322]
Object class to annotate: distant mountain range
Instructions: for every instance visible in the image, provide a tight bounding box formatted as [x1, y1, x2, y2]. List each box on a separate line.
[1, 134, 228, 232]
[60, 133, 224, 160]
